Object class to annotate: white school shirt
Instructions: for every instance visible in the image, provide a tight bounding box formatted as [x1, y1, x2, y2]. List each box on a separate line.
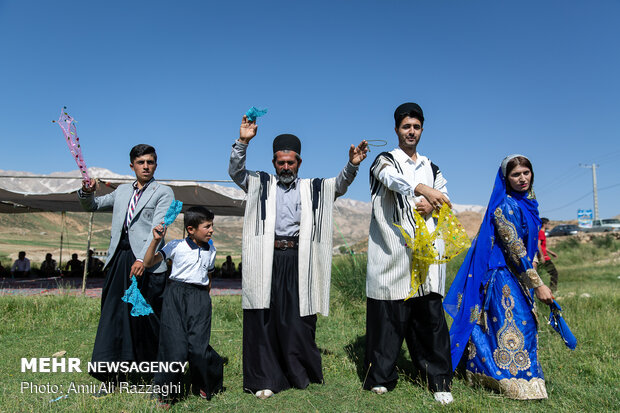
[159, 237, 216, 286]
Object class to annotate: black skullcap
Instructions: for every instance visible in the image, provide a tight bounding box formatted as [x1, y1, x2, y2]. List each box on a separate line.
[394, 102, 424, 126]
[273, 134, 301, 155]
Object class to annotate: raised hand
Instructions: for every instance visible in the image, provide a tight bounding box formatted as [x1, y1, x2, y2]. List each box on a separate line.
[152, 222, 166, 241]
[239, 115, 258, 144]
[349, 140, 369, 166]
[82, 178, 97, 193]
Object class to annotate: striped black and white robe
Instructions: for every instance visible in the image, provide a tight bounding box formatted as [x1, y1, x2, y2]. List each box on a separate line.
[242, 171, 336, 317]
[367, 149, 449, 300]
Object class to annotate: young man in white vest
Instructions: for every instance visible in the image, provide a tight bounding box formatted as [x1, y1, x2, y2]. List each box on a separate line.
[229, 115, 368, 399]
[365, 102, 454, 404]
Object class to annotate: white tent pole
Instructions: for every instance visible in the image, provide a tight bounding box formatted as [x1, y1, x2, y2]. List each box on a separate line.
[81, 212, 94, 294]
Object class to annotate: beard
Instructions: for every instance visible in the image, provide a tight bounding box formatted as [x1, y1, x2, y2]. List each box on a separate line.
[277, 170, 297, 185]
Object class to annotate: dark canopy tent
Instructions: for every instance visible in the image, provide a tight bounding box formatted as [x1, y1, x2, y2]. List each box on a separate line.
[0, 181, 245, 215]
[0, 174, 246, 291]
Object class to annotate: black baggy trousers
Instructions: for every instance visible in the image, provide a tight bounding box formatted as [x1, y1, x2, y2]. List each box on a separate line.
[242, 245, 323, 393]
[364, 293, 452, 392]
[154, 280, 223, 400]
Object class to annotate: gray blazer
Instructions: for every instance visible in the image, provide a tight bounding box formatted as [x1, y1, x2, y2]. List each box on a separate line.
[78, 180, 174, 273]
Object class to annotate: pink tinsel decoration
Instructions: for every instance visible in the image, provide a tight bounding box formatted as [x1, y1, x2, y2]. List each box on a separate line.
[53, 107, 91, 186]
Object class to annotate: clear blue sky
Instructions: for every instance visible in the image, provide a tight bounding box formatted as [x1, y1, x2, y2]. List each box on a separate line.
[1, 1, 618, 220]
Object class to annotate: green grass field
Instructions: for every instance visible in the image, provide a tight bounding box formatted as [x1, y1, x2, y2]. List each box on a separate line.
[0, 236, 618, 412]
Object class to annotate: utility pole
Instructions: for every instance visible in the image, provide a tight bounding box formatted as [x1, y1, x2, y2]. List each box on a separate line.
[580, 163, 599, 221]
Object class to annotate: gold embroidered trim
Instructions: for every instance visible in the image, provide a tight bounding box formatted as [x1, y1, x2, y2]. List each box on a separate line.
[468, 340, 477, 360]
[466, 371, 547, 400]
[516, 268, 544, 289]
[527, 189, 536, 200]
[527, 268, 543, 288]
[493, 285, 531, 376]
[457, 293, 463, 311]
[470, 304, 481, 324]
[493, 207, 527, 265]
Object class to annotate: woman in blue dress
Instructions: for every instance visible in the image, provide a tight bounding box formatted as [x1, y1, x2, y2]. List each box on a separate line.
[444, 154, 554, 399]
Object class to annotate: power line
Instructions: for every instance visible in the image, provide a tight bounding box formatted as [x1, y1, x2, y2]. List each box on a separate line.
[540, 191, 593, 214]
[535, 148, 620, 193]
[589, 149, 620, 165]
[536, 168, 588, 194]
[598, 182, 620, 191]
[539, 182, 620, 214]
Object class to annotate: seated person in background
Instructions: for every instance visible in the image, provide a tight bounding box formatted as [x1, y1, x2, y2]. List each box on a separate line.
[11, 251, 31, 277]
[65, 253, 83, 277]
[236, 260, 242, 278]
[221, 255, 236, 278]
[0, 262, 7, 277]
[83, 250, 104, 278]
[40, 253, 58, 277]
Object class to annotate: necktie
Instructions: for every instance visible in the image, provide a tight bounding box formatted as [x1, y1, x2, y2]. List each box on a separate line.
[126, 186, 145, 228]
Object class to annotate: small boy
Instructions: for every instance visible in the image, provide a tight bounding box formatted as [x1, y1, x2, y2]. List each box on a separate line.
[143, 206, 224, 406]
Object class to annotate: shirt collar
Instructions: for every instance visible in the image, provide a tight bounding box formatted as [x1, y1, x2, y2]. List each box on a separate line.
[185, 236, 210, 251]
[132, 177, 155, 192]
[393, 148, 427, 166]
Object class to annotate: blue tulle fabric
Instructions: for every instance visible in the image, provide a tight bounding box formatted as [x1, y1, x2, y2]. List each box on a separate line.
[245, 106, 267, 121]
[549, 300, 577, 350]
[121, 276, 154, 317]
[444, 166, 541, 369]
[164, 200, 183, 227]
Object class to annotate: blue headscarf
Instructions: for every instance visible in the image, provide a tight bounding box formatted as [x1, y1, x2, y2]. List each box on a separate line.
[444, 154, 541, 369]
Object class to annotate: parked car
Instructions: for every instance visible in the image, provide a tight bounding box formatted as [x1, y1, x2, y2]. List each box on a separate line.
[601, 218, 620, 231]
[582, 219, 614, 233]
[548, 225, 583, 237]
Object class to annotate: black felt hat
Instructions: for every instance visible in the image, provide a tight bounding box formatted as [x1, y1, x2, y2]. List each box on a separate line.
[394, 102, 424, 125]
[273, 134, 301, 155]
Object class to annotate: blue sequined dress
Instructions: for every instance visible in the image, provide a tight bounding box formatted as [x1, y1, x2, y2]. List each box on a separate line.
[464, 196, 547, 399]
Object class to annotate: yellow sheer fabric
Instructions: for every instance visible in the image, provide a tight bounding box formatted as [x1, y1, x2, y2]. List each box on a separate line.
[394, 204, 471, 300]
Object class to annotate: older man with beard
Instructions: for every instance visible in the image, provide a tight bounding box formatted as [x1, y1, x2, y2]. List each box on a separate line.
[229, 115, 368, 399]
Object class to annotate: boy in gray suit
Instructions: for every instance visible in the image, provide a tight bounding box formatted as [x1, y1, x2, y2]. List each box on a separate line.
[79, 144, 174, 390]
